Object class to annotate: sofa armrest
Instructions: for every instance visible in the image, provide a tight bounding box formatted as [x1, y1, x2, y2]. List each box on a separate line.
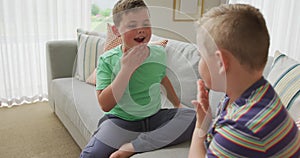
[46, 40, 77, 80]
[46, 40, 77, 111]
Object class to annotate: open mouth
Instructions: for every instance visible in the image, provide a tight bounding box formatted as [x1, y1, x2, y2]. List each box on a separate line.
[134, 37, 146, 43]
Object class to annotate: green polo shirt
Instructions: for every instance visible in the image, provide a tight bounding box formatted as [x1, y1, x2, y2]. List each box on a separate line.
[96, 45, 166, 121]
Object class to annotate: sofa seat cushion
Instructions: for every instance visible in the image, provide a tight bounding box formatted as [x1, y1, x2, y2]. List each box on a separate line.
[52, 78, 103, 140]
[132, 141, 190, 157]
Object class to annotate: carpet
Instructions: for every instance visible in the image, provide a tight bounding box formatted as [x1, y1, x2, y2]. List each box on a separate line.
[0, 102, 81, 158]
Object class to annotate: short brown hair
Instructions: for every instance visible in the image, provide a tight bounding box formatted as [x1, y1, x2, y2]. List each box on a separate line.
[197, 4, 270, 70]
[113, 0, 148, 26]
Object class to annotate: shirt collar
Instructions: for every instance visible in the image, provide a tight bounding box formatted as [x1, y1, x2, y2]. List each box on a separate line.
[233, 77, 267, 106]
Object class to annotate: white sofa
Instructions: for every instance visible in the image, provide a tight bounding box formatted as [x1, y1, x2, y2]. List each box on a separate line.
[46, 32, 299, 157]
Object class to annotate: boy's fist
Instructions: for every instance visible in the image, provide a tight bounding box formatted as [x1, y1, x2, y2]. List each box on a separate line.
[121, 44, 149, 74]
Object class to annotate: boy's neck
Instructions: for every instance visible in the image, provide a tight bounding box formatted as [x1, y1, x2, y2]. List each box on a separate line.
[226, 70, 263, 105]
[121, 43, 149, 53]
[121, 45, 127, 53]
[121, 45, 133, 53]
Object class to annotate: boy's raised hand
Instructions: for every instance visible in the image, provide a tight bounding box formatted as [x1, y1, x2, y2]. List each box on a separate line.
[121, 44, 149, 74]
[191, 79, 211, 130]
[296, 117, 300, 130]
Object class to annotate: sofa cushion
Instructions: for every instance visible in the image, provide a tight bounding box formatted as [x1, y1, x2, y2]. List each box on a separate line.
[85, 24, 119, 85]
[152, 36, 200, 108]
[104, 23, 123, 52]
[86, 69, 97, 85]
[132, 141, 190, 157]
[267, 50, 300, 120]
[75, 29, 106, 81]
[52, 78, 104, 142]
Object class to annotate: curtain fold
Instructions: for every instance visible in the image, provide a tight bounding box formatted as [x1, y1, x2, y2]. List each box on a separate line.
[0, 0, 91, 107]
[229, 0, 300, 61]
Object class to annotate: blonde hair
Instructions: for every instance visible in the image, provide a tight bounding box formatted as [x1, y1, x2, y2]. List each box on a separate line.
[113, 0, 148, 27]
[197, 4, 270, 70]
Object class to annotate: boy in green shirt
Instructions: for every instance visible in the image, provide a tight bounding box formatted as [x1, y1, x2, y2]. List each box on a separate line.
[80, 0, 196, 157]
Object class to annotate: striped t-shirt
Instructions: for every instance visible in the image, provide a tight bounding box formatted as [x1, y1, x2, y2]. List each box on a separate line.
[206, 77, 300, 157]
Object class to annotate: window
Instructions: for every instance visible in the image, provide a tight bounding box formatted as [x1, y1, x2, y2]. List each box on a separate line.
[91, 0, 118, 32]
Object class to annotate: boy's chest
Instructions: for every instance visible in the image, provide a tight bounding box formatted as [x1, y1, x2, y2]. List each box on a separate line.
[111, 51, 166, 82]
[131, 62, 166, 84]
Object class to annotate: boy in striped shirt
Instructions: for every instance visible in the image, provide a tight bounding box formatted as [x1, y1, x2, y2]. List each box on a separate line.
[189, 4, 300, 157]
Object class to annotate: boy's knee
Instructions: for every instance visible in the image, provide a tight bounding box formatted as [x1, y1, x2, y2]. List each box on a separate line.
[80, 138, 98, 158]
[178, 108, 196, 116]
[80, 151, 94, 158]
[178, 108, 196, 128]
[80, 137, 116, 158]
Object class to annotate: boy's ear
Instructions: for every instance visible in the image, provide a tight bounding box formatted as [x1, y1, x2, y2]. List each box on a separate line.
[112, 25, 121, 37]
[215, 50, 229, 74]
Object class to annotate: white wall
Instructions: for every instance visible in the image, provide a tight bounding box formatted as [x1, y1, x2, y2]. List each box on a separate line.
[145, 0, 222, 43]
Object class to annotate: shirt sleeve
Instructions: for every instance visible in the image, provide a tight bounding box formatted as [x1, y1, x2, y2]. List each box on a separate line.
[96, 56, 113, 91]
[206, 123, 263, 157]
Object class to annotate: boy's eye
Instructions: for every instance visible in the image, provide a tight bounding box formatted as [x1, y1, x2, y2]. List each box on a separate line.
[127, 25, 137, 29]
[143, 23, 150, 27]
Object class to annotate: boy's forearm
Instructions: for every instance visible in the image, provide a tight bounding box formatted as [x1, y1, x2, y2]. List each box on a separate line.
[98, 68, 132, 112]
[161, 76, 181, 107]
[188, 128, 207, 158]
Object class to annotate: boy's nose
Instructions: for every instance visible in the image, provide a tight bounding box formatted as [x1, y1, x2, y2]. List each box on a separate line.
[138, 29, 144, 34]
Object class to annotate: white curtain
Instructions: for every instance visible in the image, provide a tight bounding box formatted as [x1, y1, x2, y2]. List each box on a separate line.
[0, 0, 91, 107]
[229, 0, 300, 61]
